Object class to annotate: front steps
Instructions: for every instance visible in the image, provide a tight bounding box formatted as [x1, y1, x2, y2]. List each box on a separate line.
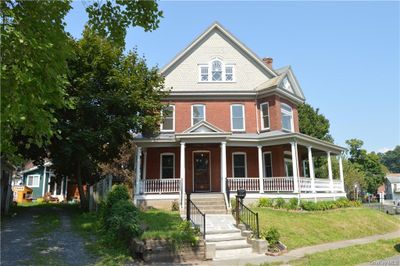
[189, 193, 228, 214]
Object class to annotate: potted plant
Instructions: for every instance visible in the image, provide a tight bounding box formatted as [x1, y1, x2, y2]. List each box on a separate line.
[261, 227, 287, 256]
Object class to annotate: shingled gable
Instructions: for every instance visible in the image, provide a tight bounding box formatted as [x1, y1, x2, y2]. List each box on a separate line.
[160, 21, 277, 79]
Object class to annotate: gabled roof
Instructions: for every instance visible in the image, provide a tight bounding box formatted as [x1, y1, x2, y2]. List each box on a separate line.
[255, 65, 305, 103]
[161, 21, 277, 78]
[182, 120, 227, 134]
[386, 174, 400, 183]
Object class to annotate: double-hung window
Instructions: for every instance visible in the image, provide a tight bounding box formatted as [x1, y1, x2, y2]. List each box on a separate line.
[160, 153, 175, 179]
[191, 104, 205, 125]
[263, 153, 273, 177]
[231, 104, 245, 131]
[232, 153, 247, 178]
[281, 103, 293, 132]
[225, 66, 233, 81]
[199, 59, 235, 82]
[161, 105, 175, 132]
[26, 175, 40, 187]
[260, 102, 270, 130]
[200, 66, 209, 81]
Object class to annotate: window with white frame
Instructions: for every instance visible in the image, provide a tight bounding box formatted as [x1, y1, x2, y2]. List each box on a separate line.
[161, 105, 175, 132]
[263, 152, 273, 177]
[199, 59, 235, 82]
[260, 102, 270, 130]
[281, 103, 293, 132]
[231, 104, 245, 131]
[302, 160, 310, 177]
[160, 153, 175, 178]
[281, 77, 292, 92]
[232, 153, 247, 178]
[191, 104, 205, 125]
[26, 175, 40, 187]
[284, 158, 293, 177]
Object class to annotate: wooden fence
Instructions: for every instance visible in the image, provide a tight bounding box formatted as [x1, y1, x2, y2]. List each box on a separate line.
[88, 175, 113, 211]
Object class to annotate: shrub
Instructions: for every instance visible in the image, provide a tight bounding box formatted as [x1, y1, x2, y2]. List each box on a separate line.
[261, 227, 280, 247]
[258, 197, 273, 208]
[36, 198, 44, 203]
[275, 198, 286, 209]
[106, 185, 130, 208]
[171, 200, 179, 211]
[171, 221, 199, 249]
[300, 200, 317, 211]
[287, 198, 299, 210]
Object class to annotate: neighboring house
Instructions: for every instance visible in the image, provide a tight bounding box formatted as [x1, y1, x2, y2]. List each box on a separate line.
[385, 173, 400, 201]
[20, 161, 68, 201]
[133, 22, 346, 209]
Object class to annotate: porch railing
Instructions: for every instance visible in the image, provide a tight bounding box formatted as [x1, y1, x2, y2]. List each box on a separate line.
[314, 178, 331, 192]
[139, 178, 180, 194]
[186, 193, 206, 238]
[299, 177, 312, 192]
[263, 177, 294, 192]
[226, 177, 260, 192]
[234, 197, 259, 239]
[332, 180, 342, 192]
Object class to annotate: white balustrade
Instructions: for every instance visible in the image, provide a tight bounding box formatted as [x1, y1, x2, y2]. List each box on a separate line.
[227, 177, 260, 192]
[263, 177, 294, 192]
[314, 178, 331, 192]
[299, 177, 312, 192]
[332, 180, 343, 192]
[140, 178, 180, 194]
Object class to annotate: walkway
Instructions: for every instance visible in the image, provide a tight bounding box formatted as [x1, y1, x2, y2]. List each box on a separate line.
[212, 230, 400, 266]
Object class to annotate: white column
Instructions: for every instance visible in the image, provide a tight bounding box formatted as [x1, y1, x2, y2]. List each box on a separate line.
[42, 166, 47, 196]
[143, 149, 147, 180]
[339, 155, 344, 192]
[65, 177, 69, 199]
[135, 147, 142, 198]
[327, 151, 334, 192]
[308, 146, 316, 193]
[291, 142, 299, 193]
[180, 142, 186, 209]
[220, 142, 227, 193]
[257, 145, 264, 193]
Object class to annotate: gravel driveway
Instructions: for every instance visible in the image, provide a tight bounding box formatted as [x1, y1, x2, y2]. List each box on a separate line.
[1, 205, 97, 266]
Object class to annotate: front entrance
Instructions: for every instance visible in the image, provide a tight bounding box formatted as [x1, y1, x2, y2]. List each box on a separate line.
[193, 151, 211, 192]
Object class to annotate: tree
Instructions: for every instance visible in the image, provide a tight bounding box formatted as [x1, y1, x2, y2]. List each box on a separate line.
[342, 160, 365, 200]
[47, 30, 165, 210]
[298, 103, 333, 142]
[345, 139, 387, 193]
[379, 146, 400, 173]
[1, 0, 73, 163]
[1, 0, 163, 164]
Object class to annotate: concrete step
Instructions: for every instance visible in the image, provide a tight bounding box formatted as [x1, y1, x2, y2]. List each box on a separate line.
[191, 200, 226, 205]
[190, 193, 224, 198]
[206, 228, 241, 235]
[214, 247, 253, 260]
[214, 239, 250, 250]
[206, 232, 245, 242]
[195, 205, 226, 210]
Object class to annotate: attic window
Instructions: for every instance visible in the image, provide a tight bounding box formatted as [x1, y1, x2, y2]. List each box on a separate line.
[281, 77, 292, 92]
[199, 59, 235, 82]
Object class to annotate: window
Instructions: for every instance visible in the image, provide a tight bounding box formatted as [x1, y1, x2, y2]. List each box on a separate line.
[198, 59, 235, 82]
[263, 153, 273, 177]
[302, 160, 310, 177]
[225, 66, 233, 81]
[284, 159, 293, 177]
[231, 104, 245, 131]
[191, 104, 205, 125]
[281, 103, 293, 132]
[200, 66, 208, 81]
[26, 175, 40, 187]
[232, 153, 247, 178]
[281, 77, 292, 92]
[161, 105, 175, 132]
[260, 102, 270, 130]
[160, 153, 175, 178]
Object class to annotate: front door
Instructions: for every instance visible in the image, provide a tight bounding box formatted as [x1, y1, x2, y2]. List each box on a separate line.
[193, 152, 211, 192]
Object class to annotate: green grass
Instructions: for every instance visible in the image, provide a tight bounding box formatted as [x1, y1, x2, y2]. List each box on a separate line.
[257, 238, 400, 266]
[255, 207, 400, 249]
[138, 209, 182, 240]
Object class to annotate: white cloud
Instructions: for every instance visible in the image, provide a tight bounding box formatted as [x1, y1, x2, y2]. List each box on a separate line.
[376, 147, 395, 153]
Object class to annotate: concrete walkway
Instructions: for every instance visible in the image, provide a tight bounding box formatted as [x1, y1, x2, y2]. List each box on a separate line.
[212, 230, 400, 266]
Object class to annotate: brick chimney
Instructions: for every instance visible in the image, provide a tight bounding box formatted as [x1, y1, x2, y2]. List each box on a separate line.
[262, 57, 273, 69]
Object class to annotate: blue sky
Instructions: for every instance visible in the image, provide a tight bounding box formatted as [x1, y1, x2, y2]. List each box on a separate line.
[65, 1, 399, 153]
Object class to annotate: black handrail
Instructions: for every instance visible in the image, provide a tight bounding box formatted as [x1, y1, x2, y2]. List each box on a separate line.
[186, 193, 206, 238]
[225, 178, 230, 206]
[235, 197, 260, 239]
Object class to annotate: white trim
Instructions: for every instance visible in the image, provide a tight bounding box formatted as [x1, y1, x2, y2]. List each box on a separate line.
[302, 159, 309, 177]
[191, 104, 206, 126]
[160, 153, 176, 179]
[260, 102, 270, 130]
[230, 104, 246, 132]
[192, 150, 212, 192]
[281, 103, 294, 132]
[284, 158, 293, 178]
[232, 152, 247, 178]
[262, 151, 273, 178]
[42, 166, 47, 196]
[160, 105, 175, 132]
[26, 174, 40, 188]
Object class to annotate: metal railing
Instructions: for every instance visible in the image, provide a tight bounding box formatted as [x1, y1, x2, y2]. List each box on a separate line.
[225, 178, 231, 207]
[186, 193, 206, 238]
[234, 197, 259, 239]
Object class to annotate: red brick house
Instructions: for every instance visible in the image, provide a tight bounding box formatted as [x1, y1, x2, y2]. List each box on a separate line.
[133, 22, 346, 209]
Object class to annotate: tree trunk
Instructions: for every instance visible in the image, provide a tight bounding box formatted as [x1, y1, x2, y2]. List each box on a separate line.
[76, 161, 88, 211]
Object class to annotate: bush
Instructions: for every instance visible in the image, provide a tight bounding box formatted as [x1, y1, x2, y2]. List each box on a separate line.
[287, 198, 299, 210]
[106, 185, 130, 208]
[171, 221, 199, 249]
[171, 200, 179, 211]
[275, 198, 286, 209]
[258, 197, 273, 208]
[261, 227, 280, 247]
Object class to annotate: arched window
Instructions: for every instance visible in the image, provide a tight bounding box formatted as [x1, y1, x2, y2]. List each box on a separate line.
[198, 58, 235, 82]
[211, 60, 222, 81]
[281, 103, 293, 132]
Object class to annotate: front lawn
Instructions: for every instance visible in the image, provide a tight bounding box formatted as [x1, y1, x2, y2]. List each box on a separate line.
[138, 209, 183, 240]
[255, 207, 400, 249]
